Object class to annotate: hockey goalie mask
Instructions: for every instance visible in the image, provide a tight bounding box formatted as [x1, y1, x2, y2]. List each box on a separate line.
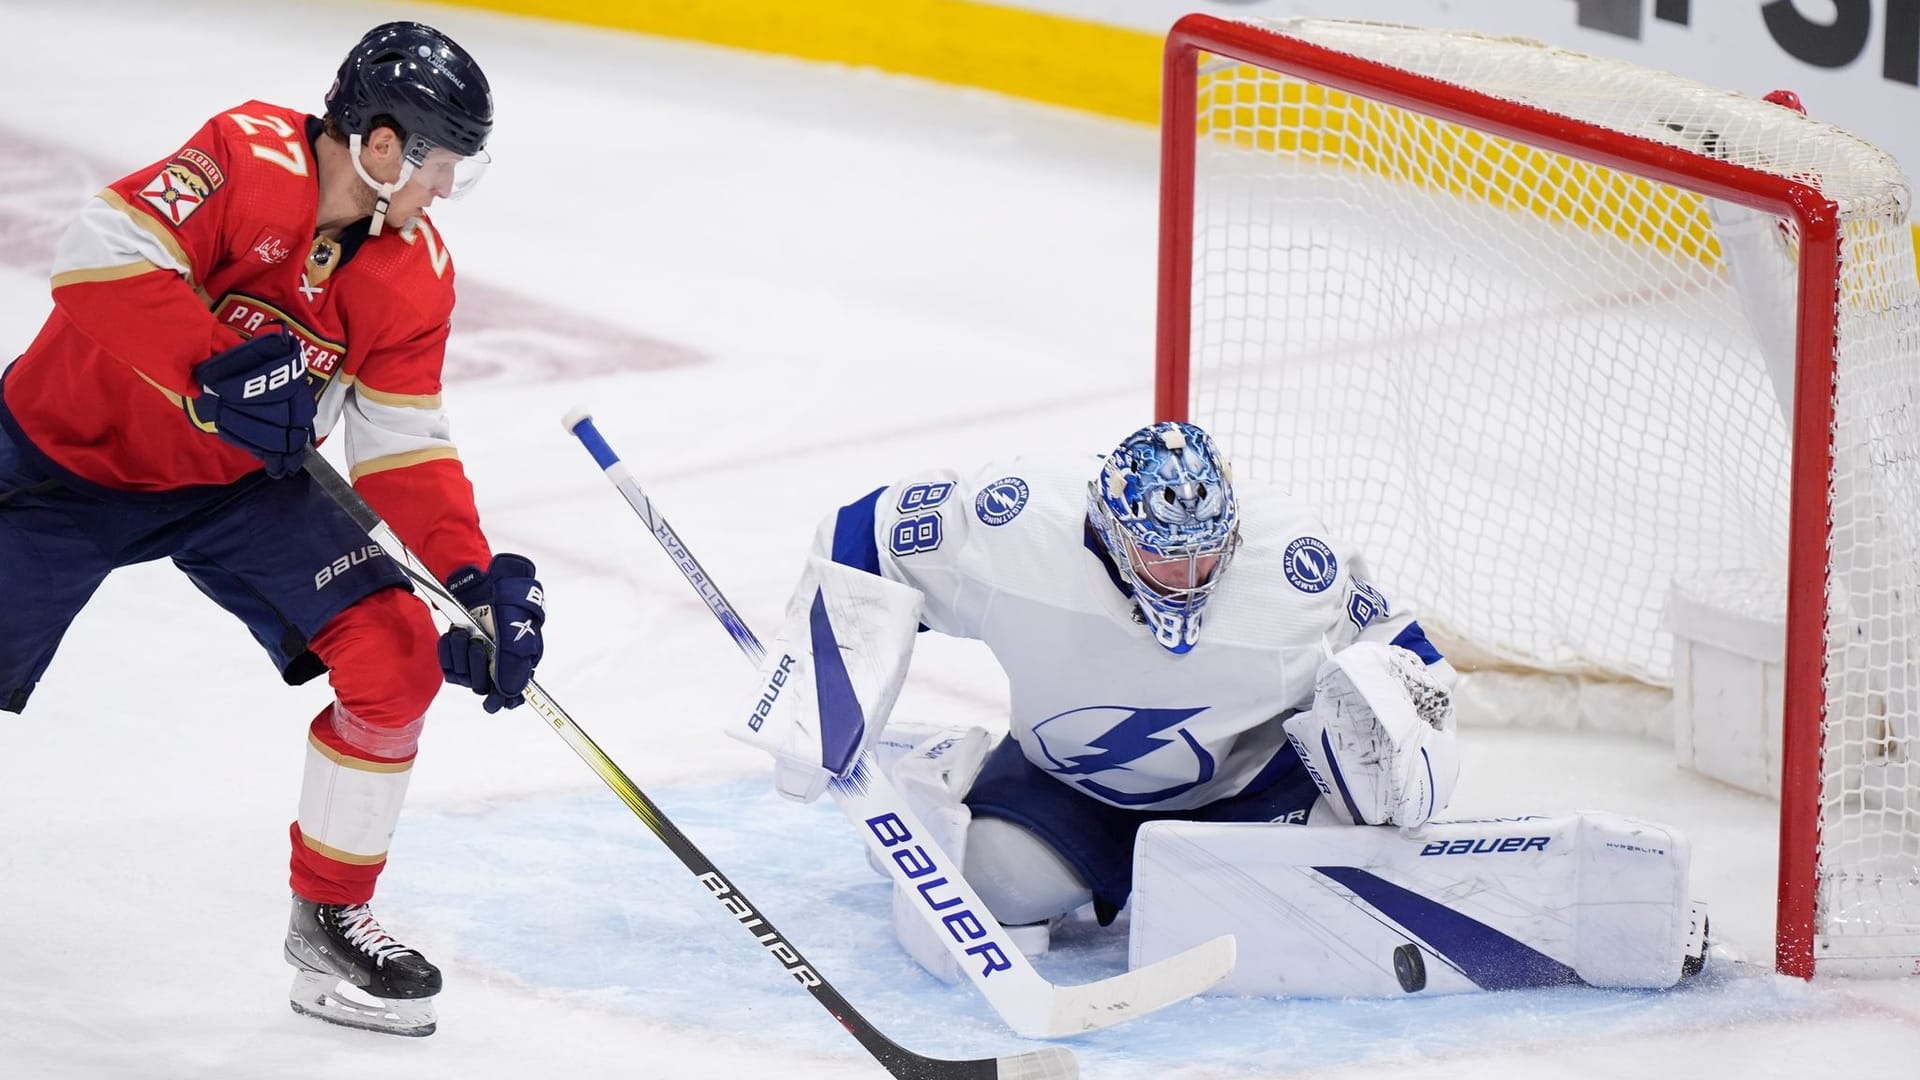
[1089, 421, 1241, 654]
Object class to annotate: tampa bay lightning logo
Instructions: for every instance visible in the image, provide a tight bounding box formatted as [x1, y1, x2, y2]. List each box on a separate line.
[975, 476, 1030, 526]
[1283, 536, 1338, 593]
[1031, 705, 1215, 806]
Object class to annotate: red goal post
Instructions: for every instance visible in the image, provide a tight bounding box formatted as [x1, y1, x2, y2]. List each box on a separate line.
[1155, 14, 1920, 978]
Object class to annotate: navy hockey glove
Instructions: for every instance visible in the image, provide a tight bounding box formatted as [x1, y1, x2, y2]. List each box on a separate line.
[187, 331, 316, 479]
[439, 554, 546, 713]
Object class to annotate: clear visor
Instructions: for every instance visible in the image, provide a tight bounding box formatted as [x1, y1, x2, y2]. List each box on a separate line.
[402, 133, 489, 200]
[1124, 539, 1226, 598]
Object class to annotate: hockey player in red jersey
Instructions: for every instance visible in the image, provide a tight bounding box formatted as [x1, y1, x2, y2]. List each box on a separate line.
[0, 23, 542, 1037]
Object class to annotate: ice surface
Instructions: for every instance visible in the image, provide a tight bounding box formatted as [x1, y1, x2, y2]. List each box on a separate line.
[0, 1, 1916, 1077]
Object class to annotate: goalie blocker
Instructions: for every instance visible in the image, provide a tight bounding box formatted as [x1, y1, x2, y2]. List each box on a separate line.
[1131, 812, 1706, 997]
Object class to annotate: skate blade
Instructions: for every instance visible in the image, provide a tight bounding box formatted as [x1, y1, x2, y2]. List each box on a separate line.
[289, 970, 437, 1037]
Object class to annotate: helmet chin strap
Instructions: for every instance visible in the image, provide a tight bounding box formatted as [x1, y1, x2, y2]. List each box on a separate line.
[347, 133, 416, 237]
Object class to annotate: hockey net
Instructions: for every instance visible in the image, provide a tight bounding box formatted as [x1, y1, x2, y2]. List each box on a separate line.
[1156, 14, 1920, 977]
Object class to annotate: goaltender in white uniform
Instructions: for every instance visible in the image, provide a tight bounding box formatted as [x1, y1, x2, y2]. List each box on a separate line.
[734, 420, 1707, 998]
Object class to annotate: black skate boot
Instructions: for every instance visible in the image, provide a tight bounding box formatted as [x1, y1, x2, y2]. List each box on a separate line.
[285, 896, 441, 1036]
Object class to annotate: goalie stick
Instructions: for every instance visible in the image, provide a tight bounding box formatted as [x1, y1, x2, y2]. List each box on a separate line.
[298, 448, 1074, 1080]
[561, 410, 1237, 1039]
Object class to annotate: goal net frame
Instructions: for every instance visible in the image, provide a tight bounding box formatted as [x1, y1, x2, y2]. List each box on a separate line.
[1153, 13, 1907, 979]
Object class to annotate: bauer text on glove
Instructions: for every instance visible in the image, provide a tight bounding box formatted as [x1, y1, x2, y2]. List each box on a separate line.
[185, 330, 316, 479]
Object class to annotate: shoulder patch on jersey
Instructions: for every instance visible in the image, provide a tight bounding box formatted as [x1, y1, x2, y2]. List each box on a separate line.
[174, 147, 226, 189]
[1283, 535, 1339, 594]
[138, 155, 223, 228]
[975, 476, 1030, 526]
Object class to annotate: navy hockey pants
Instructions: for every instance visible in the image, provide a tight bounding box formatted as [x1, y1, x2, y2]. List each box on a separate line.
[0, 413, 408, 712]
[965, 734, 1321, 921]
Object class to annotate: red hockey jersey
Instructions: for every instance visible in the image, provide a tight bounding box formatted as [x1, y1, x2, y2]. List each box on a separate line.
[3, 101, 490, 579]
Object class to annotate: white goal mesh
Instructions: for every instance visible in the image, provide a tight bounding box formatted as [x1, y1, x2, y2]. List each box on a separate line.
[1159, 15, 1920, 976]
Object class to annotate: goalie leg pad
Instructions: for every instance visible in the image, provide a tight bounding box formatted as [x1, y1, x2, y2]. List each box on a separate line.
[868, 724, 993, 882]
[883, 726, 1090, 981]
[1129, 811, 1693, 997]
[889, 803, 974, 985]
[891, 814, 1090, 983]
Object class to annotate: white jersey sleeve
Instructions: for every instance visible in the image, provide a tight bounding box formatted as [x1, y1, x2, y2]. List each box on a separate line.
[808, 463, 1042, 640]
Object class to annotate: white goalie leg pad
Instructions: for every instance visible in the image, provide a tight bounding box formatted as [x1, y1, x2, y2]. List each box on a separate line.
[877, 725, 994, 984]
[867, 724, 993, 882]
[878, 726, 1086, 982]
[727, 556, 922, 802]
[892, 815, 1090, 984]
[1284, 642, 1460, 827]
[1130, 811, 1693, 997]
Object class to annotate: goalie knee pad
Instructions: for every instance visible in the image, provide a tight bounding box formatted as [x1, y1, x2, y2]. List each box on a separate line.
[891, 814, 1090, 983]
[965, 816, 1095, 928]
[866, 725, 993, 881]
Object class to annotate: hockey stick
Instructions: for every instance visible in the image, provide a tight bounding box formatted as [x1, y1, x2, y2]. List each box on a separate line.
[561, 410, 1236, 1039]
[298, 448, 1074, 1080]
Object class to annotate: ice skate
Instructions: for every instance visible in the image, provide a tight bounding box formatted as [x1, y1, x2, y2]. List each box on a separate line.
[284, 897, 441, 1037]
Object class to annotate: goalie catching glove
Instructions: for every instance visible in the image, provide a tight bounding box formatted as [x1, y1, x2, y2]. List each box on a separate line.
[1284, 641, 1460, 827]
[730, 557, 923, 802]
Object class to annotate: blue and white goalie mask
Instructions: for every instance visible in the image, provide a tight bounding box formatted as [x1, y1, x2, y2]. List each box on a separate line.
[1088, 421, 1241, 654]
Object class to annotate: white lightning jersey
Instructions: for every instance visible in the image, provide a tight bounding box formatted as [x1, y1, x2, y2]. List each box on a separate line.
[812, 456, 1444, 812]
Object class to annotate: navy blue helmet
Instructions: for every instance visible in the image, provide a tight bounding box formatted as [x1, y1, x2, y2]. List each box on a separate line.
[325, 22, 492, 159]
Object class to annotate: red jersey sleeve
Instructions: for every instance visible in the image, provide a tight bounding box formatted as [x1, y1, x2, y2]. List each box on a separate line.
[336, 218, 492, 582]
[48, 113, 258, 396]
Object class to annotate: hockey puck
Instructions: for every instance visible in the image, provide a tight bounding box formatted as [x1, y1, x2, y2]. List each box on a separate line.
[1393, 943, 1427, 993]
